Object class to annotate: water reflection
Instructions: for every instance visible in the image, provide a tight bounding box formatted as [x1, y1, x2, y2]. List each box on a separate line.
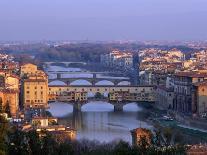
[48, 102, 153, 143]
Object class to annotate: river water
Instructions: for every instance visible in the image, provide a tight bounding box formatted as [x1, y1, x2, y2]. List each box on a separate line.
[48, 101, 153, 143]
[46, 66, 152, 143]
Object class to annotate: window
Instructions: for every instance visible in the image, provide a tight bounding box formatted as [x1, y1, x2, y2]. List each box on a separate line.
[41, 91, 43, 95]
[26, 91, 30, 94]
[41, 86, 43, 89]
[35, 86, 37, 89]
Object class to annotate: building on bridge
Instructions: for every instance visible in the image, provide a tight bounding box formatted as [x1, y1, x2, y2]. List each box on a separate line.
[51, 91, 88, 103]
[48, 85, 155, 103]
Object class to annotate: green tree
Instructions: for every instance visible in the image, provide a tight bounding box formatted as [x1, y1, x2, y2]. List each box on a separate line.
[41, 132, 59, 155]
[0, 98, 3, 113]
[0, 116, 8, 155]
[7, 129, 31, 155]
[27, 130, 42, 155]
[95, 92, 102, 99]
[113, 141, 131, 155]
[5, 101, 11, 118]
[58, 141, 74, 155]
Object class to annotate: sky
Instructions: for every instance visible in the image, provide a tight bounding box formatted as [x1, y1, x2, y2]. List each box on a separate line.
[0, 0, 207, 41]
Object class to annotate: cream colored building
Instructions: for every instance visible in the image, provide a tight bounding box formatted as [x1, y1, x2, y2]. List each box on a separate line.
[23, 78, 48, 109]
[0, 89, 19, 118]
[0, 72, 19, 118]
[193, 81, 207, 117]
[20, 63, 38, 77]
[21, 64, 49, 109]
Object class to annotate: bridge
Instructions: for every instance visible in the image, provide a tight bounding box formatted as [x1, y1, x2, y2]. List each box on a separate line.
[48, 85, 156, 112]
[64, 101, 134, 112]
[44, 61, 87, 67]
[48, 72, 131, 86]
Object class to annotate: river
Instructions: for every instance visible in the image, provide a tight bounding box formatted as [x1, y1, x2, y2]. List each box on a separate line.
[46, 65, 152, 143]
[48, 101, 153, 143]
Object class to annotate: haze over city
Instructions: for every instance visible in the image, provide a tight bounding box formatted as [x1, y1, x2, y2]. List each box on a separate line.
[1, 1, 207, 154]
[0, 0, 207, 41]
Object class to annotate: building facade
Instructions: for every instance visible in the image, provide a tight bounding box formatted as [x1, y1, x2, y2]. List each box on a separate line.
[21, 63, 48, 109]
[173, 72, 207, 115]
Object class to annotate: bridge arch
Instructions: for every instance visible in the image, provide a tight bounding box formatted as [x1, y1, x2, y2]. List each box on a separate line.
[49, 80, 67, 86]
[70, 79, 92, 86]
[123, 102, 142, 112]
[81, 102, 114, 112]
[49, 62, 68, 67]
[117, 81, 131, 86]
[95, 80, 114, 86]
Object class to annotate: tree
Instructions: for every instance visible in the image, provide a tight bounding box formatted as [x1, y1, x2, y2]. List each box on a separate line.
[7, 129, 31, 155]
[113, 141, 131, 155]
[58, 141, 74, 155]
[27, 131, 42, 155]
[41, 132, 59, 155]
[0, 98, 3, 113]
[0, 116, 8, 155]
[95, 92, 102, 99]
[5, 101, 11, 118]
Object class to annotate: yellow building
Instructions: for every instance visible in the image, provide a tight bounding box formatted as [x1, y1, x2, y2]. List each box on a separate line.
[23, 78, 48, 109]
[20, 63, 38, 77]
[32, 116, 58, 127]
[0, 72, 19, 118]
[22, 63, 48, 109]
[0, 89, 19, 118]
[193, 81, 207, 117]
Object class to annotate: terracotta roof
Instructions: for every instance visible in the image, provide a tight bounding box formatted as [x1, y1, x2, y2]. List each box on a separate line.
[24, 79, 47, 82]
[193, 80, 207, 86]
[175, 72, 207, 78]
[0, 88, 19, 93]
[157, 85, 174, 92]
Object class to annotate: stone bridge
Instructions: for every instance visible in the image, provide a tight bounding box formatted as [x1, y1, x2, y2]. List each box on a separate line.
[44, 61, 87, 67]
[52, 101, 134, 112]
[73, 101, 129, 112]
[48, 72, 131, 86]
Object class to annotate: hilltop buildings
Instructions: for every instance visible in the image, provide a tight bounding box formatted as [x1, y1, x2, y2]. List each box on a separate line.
[101, 50, 133, 70]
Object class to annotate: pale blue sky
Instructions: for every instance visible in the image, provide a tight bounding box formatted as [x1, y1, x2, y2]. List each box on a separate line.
[0, 0, 207, 41]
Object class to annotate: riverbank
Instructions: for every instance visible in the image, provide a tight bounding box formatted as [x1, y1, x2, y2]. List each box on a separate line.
[142, 103, 207, 144]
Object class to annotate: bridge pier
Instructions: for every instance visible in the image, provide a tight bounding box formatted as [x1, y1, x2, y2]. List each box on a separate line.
[113, 103, 124, 112]
[57, 73, 61, 79]
[114, 80, 119, 86]
[73, 103, 82, 112]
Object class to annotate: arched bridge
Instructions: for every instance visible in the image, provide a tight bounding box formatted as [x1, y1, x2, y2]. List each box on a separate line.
[48, 72, 131, 86]
[44, 61, 87, 67]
